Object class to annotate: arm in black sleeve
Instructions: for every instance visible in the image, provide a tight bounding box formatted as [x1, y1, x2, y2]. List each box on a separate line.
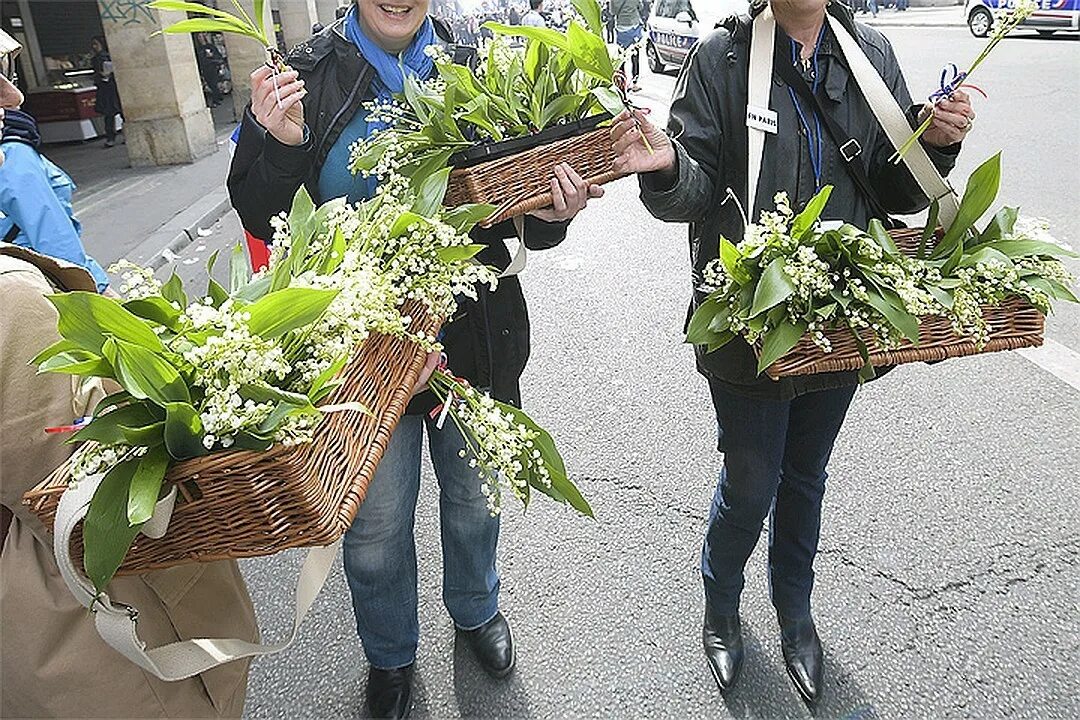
[470, 215, 570, 251]
[638, 31, 728, 223]
[226, 107, 316, 241]
[867, 33, 960, 216]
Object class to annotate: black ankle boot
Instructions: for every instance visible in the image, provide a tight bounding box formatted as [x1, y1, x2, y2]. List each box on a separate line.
[365, 664, 414, 719]
[459, 611, 515, 678]
[778, 613, 824, 704]
[703, 606, 744, 692]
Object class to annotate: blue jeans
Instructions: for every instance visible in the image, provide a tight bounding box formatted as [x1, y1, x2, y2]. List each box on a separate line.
[343, 414, 500, 669]
[702, 381, 857, 619]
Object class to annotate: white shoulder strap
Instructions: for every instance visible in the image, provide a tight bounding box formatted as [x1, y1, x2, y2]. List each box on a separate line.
[824, 13, 960, 228]
[501, 215, 528, 278]
[747, 6, 776, 218]
[54, 473, 338, 681]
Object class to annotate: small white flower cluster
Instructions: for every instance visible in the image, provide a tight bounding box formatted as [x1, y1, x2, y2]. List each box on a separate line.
[71, 442, 131, 483]
[785, 246, 833, 303]
[109, 260, 162, 301]
[447, 382, 550, 516]
[179, 298, 294, 448]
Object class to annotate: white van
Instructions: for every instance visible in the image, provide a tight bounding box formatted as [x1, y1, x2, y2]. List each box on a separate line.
[646, 0, 748, 74]
[965, 0, 1080, 37]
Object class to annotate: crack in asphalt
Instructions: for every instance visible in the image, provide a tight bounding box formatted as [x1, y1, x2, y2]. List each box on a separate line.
[575, 475, 708, 523]
[817, 534, 1079, 602]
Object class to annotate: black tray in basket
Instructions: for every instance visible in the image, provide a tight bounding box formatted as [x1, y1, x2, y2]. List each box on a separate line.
[449, 113, 612, 170]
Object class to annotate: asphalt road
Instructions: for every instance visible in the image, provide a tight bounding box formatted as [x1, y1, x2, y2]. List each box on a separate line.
[148, 26, 1079, 720]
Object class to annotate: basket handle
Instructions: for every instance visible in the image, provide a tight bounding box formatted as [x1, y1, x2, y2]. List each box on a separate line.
[54, 473, 339, 681]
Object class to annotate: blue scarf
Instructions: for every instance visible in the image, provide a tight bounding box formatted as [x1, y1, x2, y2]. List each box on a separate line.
[344, 6, 436, 109]
[319, 9, 436, 204]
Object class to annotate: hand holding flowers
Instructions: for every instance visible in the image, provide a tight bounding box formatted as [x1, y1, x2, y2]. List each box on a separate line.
[917, 88, 976, 148]
[610, 108, 676, 178]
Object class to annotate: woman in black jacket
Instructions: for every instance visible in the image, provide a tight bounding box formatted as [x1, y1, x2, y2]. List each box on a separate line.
[90, 36, 122, 148]
[227, 2, 600, 717]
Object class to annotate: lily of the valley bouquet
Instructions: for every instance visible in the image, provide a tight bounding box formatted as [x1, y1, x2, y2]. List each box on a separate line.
[349, 0, 627, 189]
[39, 172, 590, 594]
[687, 154, 1077, 377]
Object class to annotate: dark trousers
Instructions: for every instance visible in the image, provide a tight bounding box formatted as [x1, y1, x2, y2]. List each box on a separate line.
[702, 380, 857, 619]
[103, 113, 119, 142]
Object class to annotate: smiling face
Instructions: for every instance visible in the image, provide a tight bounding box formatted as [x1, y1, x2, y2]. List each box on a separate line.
[355, 0, 431, 53]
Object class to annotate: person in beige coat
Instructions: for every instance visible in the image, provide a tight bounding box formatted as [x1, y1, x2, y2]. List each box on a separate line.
[0, 37, 259, 715]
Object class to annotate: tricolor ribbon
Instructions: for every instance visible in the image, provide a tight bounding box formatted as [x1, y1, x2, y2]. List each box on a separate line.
[45, 417, 90, 435]
[929, 63, 987, 103]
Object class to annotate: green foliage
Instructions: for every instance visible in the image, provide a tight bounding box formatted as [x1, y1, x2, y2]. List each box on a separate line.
[686, 158, 1078, 377]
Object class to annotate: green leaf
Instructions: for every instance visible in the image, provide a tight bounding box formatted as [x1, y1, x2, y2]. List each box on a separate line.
[317, 227, 348, 275]
[977, 205, 1018, 245]
[231, 431, 274, 451]
[966, 239, 1078, 260]
[1046, 280, 1079, 303]
[686, 297, 728, 345]
[864, 289, 920, 342]
[93, 390, 134, 418]
[524, 36, 549, 83]
[540, 95, 582, 129]
[757, 320, 808, 375]
[163, 402, 206, 460]
[750, 257, 795, 316]
[118, 421, 166, 447]
[436, 244, 486, 264]
[500, 403, 593, 518]
[719, 237, 752, 285]
[38, 349, 113, 377]
[590, 86, 625, 118]
[308, 354, 348, 402]
[207, 277, 229, 307]
[928, 285, 954, 309]
[566, 21, 615, 82]
[244, 287, 338, 339]
[936, 152, 1001, 256]
[48, 292, 165, 354]
[483, 22, 570, 52]
[149, 0, 252, 30]
[919, 201, 939, 259]
[72, 403, 159, 446]
[102, 337, 191, 406]
[253, 0, 266, 40]
[412, 168, 452, 217]
[30, 338, 82, 367]
[390, 211, 431, 238]
[126, 445, 170, 525]
[229, 242, 250, 294]
[239, 383, 315, 410]
[159, 17, 259, 39]
[83, 457, 144, 592]
[123, 296, 182, 330]
[791, 185, 833, 240]
[571, 0, 604, 36]
[233, 275, 273, 303]
[442, 204, 497, 233]
[867, 218, 900, 257]
[161, 272, 187, 308]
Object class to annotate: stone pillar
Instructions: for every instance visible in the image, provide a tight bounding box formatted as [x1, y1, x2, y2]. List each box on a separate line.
[315, 0, 346, 26]
[223, 0, 275, 120]
[96, 1, 214, 166]
[274, 0, 319, 52]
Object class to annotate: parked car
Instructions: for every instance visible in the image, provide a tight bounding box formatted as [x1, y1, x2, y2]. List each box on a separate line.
[646, 0, 748, 74]
[965, 0, 1080, 37]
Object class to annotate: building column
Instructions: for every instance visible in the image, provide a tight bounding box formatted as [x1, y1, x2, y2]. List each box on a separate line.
[223, 0, 275, 121]
[97, 1, 214, 166]
[315, 0, 345, 26]
[274, 0, 319, 52]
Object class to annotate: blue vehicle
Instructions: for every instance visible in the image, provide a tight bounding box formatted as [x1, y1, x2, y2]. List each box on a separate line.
[646, 0, 748, 74]
[965, 0, 1080, 37]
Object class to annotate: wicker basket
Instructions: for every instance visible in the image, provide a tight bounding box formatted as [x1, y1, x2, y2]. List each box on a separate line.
[762, 228, 1045, 380]
[443, 124, 628, 227]
[22, 303, 439, 575]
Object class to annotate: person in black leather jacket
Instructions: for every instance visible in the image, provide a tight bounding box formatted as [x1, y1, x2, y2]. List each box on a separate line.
[226, 2, 600, 717]
[611, 0, 974, 704]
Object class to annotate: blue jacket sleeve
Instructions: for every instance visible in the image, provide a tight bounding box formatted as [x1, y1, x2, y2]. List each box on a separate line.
[0, 144, 109, 291]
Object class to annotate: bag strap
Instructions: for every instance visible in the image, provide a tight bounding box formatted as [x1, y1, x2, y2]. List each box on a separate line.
[746, 6, 776, 218]
[54, 472, 339, 681]
[772, 50, 895, 225]
[823, 12, 960, 228]
[3, 223, 20, 244]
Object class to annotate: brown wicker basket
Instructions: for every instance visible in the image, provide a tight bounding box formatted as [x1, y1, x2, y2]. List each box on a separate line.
[443, 125, 628, 227]
[762, 228, 1045, 380]
[23, 303, 439, 575]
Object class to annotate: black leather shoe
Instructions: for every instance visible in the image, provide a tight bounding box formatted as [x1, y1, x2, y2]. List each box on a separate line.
[459, 611, 515, 678]
[778, 613, 825, 705]
[365, 664, 414, 719]
[703, 607, 744, 693]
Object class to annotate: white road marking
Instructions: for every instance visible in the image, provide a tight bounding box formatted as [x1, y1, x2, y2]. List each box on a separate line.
[1018, 337, 1080, 392]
